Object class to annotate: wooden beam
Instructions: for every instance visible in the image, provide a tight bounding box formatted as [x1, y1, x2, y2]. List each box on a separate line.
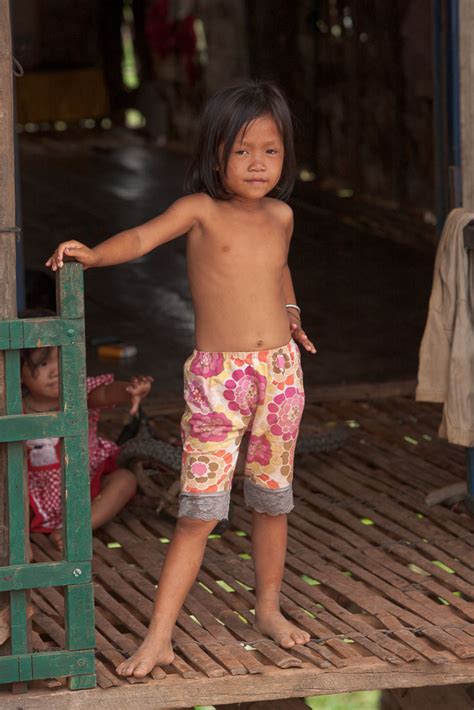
[0, 0, 17, 568]
[460, 0, 474, 210]
[1, 660, 474, 709]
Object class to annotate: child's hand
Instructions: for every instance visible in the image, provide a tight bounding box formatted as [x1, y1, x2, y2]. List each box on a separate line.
[290, 321, 317, 354]
[126, 376, 154, 415]
[45, 240, 97, 271]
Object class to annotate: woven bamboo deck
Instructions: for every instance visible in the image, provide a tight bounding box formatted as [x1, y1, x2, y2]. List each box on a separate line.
[2, 383, 474, 708]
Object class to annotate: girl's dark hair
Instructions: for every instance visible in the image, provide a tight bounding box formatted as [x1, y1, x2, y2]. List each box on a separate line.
[19, 308, 56, 376]
[186, 80, 296, 201]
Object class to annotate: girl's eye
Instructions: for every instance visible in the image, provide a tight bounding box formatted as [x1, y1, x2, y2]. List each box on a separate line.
[235, 150, 248, 155]
[267, 149, 278, 154]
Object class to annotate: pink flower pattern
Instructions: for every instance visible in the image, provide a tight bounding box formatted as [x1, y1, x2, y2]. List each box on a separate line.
[223, 366, 267, 415]
[181, 339, 304, 494]
[188, 411, 233, 442]
[190, 351, 224, 378]
[185, 378, 211, 412]
[267, 386, 305, 440]
[247, 434, 272, 466]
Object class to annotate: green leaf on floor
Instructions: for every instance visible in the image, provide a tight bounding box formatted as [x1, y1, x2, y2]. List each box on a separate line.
[346, 420, 360, 428]
[301, 574, 321, 586]
[235, 580, 254, 591]
[197, 582, 213, 594]
[432, 560, 455, 574]
[360, 517, 375, 526]
[216, 580, 235, 592]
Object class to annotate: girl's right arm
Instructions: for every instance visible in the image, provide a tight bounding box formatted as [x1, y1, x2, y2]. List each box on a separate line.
[45, 193, 208, 271]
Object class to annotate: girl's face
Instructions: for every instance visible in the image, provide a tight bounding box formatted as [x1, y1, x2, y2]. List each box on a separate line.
[223, 115, 284, 200]
[22, 347, 60, 401]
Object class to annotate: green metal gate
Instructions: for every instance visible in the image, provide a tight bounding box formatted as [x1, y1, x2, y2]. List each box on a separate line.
[0, 264, 96, 689]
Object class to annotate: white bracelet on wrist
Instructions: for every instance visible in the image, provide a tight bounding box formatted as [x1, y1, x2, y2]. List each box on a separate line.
[285, 303, 301, 314]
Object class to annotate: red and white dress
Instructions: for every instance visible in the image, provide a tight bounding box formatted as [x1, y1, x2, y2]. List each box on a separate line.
[28, 374, 120, 533]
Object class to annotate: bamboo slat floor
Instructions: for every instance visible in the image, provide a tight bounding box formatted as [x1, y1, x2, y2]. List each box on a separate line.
[2, 385, 474, 708]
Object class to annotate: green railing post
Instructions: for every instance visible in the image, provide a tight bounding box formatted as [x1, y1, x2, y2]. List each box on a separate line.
[0, 263, 96, 690]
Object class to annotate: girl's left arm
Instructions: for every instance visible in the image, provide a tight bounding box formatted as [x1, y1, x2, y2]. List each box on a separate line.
[283, 265, 316, 354]
[87, 376, 153, 414]
[282, 210, 316, 354]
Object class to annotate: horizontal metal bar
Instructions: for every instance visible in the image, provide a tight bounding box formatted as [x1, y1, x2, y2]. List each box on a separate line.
[0, 410, 87, 442]
[0, 650, 95, 685]
[0, 317, 84, 350]
[0, 560, 91, 592]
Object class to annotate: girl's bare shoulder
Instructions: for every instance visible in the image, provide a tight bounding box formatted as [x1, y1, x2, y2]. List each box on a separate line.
[264, 198, 293, 230]
[171, 192, 214, 216]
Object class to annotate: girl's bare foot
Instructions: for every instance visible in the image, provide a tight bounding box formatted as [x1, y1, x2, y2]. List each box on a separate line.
[254, 610, 310, 648]
[49, 529, 64, 552]
[115, 634, 174, 678]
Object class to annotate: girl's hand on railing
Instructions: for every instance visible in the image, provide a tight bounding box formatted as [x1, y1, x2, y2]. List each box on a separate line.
[46, 240, 98, 271]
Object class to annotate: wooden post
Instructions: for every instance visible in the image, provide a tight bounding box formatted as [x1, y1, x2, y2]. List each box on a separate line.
[460, 0, 474, 210]
[0, 0, 27, 688]
[0, 1, 17, 569]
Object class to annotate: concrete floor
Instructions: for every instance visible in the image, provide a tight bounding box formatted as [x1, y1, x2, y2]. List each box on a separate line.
[19, 129, 435, 395]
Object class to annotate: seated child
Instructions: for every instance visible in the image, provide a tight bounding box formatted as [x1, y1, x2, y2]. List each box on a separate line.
[20, 315, 152, 551]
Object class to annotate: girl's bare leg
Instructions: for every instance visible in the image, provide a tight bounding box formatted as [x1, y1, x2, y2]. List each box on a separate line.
[116, 516, 217, 678]
[252, 510, 310, 648]
[90, 468, 137, 529]
[50, 468, 137, 552]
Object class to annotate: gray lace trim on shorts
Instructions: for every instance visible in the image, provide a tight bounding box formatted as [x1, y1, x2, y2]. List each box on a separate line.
[178, 491, 230, 521]
[244, 480, 294, 515]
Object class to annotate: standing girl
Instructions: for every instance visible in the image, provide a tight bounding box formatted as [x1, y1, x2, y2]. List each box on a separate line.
[46, 80, 316, 677]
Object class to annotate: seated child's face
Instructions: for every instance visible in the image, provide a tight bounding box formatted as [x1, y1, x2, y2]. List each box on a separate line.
[22, 347, 60, 400]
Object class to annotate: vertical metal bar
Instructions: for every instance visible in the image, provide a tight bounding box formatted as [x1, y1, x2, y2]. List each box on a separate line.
[433, 0, 450, 230]
[467, 448, 474, 494]
[447, 0, 462, 208]
[448, 0, 461, 168]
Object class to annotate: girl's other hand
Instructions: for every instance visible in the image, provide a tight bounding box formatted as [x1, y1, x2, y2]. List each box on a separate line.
[45, 240, 97, 271]
[290, 321, 317, 354]
[126, 376, 154, 415]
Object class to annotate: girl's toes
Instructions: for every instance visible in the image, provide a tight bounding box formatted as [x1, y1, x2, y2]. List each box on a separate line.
[134, 662, 151, 678]
[281, 636, 295, 648]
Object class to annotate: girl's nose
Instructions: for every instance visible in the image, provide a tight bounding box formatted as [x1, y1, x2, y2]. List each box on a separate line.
[249, 159, 265, 171]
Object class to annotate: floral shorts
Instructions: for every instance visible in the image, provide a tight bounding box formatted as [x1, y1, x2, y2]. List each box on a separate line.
[179, 339, 305, 520]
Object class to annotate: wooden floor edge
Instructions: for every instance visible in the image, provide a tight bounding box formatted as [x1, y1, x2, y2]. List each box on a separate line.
[2, 660, 474, 709]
